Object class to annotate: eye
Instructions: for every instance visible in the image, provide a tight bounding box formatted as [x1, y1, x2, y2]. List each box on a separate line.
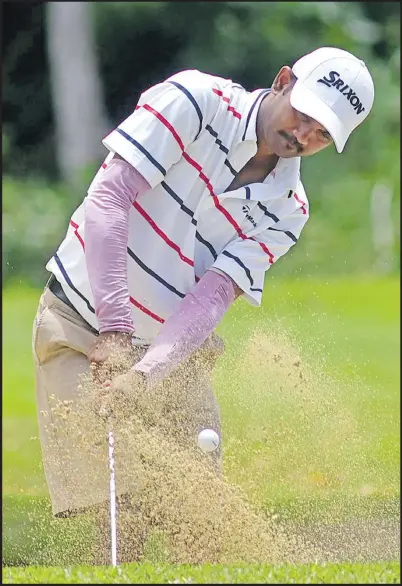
[298, 110, 332, 142]
[301, 113, 312, 123]
[319, 129, 332, 142]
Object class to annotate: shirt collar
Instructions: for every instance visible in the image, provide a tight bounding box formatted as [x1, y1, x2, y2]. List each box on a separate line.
[239, 88, 271, 143]
[221, 156, 301, 202]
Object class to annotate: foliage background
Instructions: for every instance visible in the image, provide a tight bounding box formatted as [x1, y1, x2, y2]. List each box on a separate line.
[2, 1, 400, 286]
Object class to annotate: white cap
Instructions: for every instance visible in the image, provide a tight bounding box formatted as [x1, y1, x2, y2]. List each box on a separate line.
[290, 47, 374, 153]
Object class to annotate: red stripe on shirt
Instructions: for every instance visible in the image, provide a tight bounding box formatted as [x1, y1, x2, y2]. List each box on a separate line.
[184, 154, 275, 263]
[134, 104, 273, 265]
[183, 151, 201, 171]
[253, 239, 274, 264]
[101, 163, 107, 169]
[129, 296, 165, 324]
[227, 106, 241, 119]
[212, 88, 242, 119]
[70, 220, 85, 250]
[140, 103, 185, 151]
[67, 221, 170, 324]
[133, 201, 194, 267]
[293, 192, 307, 215]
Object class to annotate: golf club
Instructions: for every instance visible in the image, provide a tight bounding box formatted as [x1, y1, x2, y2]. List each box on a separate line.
[108, 429, 118, 567]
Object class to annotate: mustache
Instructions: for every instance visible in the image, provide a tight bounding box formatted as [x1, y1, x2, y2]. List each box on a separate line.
[279, 131, 303, 154]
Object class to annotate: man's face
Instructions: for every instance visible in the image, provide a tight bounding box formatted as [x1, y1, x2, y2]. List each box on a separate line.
[257, 66, 334, 158]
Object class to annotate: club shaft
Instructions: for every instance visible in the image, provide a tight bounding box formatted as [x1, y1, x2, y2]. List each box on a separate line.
[108, 430, 117, 567]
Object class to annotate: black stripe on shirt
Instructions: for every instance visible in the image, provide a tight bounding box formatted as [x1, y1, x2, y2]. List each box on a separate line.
[205, 124, 237, 176]
[245, 186, 251, 200]
[224, 159, 237, 176]
[195, 232, 217, 260]
[127, 247, 185, 298]
[242, 89, 270, 141]
[168, 81, 203, 140]
[222, 250, 254, 288]
[257, 202, 297, 243]
[161, 181, 197, 226]
[205, 125, 229, 154]
[53, 253, 95, 314]
[257, 201, 280, 222]
[268, 226, 298, 243]
[116, 128, 167, 176]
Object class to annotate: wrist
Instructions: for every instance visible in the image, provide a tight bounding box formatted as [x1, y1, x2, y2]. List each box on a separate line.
[97, 330, 133, 340]
[129, 366, 150, 388]
[133, 360, 165, 387]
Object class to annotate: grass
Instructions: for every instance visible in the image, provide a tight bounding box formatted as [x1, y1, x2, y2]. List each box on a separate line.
[3, 277, 400, 497]
[216, 276, 400, 510]
[3, 561, 400, 584]
[2, 276, 400, 580]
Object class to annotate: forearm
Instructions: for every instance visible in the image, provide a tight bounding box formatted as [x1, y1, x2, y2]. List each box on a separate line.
[85, 158, 150, 334]
[133, 270, 237, 384]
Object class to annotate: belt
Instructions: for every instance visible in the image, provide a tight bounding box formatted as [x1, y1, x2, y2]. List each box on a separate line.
[47, 274, 80, 314]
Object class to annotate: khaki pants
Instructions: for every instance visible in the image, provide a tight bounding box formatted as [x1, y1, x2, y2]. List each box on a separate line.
[33, 288, 223, 516]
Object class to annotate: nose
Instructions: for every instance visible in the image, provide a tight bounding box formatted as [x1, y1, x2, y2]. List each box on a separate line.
[293, 123, 313, 146]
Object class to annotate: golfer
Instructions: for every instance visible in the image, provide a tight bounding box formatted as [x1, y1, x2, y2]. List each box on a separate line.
[33, 47, 374, 520]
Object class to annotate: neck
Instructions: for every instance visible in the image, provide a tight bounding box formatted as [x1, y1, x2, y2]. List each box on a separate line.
[256, 92, 277, 158]
[256, 154, 279, 177]
[255, 140, 279, 170]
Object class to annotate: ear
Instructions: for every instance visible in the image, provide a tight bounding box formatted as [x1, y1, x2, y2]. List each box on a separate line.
[271, 66, 294, 95]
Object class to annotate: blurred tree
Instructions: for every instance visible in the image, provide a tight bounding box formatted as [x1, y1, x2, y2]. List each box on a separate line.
[3, 2, 399, 178]
[2, 3, 55, 178]
[45, 2, 109, 186]
[2, 1, 400, 283]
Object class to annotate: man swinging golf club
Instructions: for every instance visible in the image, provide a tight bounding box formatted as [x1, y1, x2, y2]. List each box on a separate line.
[33, 47, 374, 561]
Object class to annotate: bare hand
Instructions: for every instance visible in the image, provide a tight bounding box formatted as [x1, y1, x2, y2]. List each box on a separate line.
[95, 369, 147, 420]
[197, 332, 225, 370]
[201, 331, 225, 357]
[88, 331, 134, 383]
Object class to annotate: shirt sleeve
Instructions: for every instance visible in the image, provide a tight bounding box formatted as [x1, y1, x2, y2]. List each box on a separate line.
[212, 201, 309, 307]
[102, 70, 217, 189]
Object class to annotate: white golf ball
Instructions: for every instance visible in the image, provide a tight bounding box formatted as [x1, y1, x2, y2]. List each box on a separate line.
[197, 429, 220, 453]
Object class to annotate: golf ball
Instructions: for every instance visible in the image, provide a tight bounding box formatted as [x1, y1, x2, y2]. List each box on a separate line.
[197, 429, 220, 453]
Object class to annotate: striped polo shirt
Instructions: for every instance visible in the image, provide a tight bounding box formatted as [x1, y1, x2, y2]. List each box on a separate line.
[46, 69, 309, 344]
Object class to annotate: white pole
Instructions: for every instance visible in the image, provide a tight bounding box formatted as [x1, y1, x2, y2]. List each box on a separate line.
[108, 430, 118, 567]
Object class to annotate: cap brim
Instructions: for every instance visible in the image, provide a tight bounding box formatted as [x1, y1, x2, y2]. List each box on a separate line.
[290, 81, 347, 153]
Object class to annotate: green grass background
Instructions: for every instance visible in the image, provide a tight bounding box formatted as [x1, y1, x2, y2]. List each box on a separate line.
[3, 561, 400, 584]
[2, 277, 400, 581]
